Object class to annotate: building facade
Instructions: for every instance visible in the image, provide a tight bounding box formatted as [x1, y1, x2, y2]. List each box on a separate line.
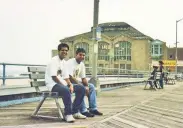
[167, 47, 183, 72]
[54, 22, 168, 71]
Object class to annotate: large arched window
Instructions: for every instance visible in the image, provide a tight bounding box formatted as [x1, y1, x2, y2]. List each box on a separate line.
[74, 42, 89, 61]
[98, 41, 110, 61]
[114, 41, 131, 61]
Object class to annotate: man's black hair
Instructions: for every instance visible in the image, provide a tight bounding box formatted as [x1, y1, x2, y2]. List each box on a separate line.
[58, 43, 69, 51]
[159, 60, 164, 64]
[76, 48, 86, 54]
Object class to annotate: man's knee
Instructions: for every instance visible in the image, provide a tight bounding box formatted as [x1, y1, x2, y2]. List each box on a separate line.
[54, 84, 70, 95]
[75, 85, 86, 94]
[79, 85, 86, 93]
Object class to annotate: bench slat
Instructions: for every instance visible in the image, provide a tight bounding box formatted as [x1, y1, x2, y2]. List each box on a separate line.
[29, 74, 45, 79]
[31, 81, 45, 87]
[28, 67, 46, 73]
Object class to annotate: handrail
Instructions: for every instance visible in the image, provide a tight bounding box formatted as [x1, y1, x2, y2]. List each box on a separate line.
[0, 63, 46, 86]
[0, 62, 45, 66]
[0, 62, 151, 86]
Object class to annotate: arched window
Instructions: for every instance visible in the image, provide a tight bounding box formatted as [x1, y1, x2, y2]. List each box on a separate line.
[114, 41, 131, 61]
[98, 41, 110, 61]
[74, 42, 89, 61]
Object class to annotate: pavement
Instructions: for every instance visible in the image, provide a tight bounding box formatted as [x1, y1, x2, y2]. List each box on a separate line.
[0, 81, 182, 128]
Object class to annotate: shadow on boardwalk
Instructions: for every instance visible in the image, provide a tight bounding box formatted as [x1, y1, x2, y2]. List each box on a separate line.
[0, 82, 182, 128]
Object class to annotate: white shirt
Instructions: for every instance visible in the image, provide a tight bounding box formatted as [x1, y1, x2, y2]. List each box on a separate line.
[62, 58, 86, 80]
[45, 55, 67, 91]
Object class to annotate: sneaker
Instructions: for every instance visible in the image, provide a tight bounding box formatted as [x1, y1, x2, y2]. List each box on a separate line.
[73, 112, 86, 119]
[81, 111, 95, 117]
[65, 115, 75, 123]
[90, 110, 103, 116]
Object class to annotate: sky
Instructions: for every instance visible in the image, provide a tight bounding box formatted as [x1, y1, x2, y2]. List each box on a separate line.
[0, 0, 183, 65]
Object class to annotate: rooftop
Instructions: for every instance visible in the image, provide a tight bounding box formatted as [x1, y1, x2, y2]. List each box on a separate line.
[60, 22, 153, 43]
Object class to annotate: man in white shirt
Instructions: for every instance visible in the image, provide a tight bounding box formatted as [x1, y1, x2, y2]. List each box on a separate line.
[62, 48, 103, 117]
[45, 43, 86, 123]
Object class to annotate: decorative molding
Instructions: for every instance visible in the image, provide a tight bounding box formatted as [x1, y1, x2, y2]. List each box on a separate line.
[113, 35, 133, 44]
[101, 33, 113, 42]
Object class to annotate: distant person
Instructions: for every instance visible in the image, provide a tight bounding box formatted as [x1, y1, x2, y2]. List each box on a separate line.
[62, 48, 103, 118]
[148, 65, 158, 89]
[158, 60, 164, 89]
[181, 72, 183, 79]
[45, 43, 86, 123]
[164, 72, 169, 84]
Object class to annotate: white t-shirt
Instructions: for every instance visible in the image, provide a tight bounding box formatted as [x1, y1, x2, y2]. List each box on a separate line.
[45, 55, 67, 91]
[62, 58, 86, 80]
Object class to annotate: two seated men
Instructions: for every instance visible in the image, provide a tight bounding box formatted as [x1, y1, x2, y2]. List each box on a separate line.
[45, 43, 102, 123]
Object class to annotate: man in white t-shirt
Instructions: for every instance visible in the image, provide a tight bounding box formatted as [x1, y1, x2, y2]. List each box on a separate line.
[45, 43, 86, 122]
[62, 48, 103, 117]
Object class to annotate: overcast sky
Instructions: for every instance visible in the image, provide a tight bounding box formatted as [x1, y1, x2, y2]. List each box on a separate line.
[0, 0, 183, 65]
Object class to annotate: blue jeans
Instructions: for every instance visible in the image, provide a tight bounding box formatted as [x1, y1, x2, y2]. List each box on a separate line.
[51, 84, 85, 115]
[159, 79, 164, 88]
[79, 83, 97, 113]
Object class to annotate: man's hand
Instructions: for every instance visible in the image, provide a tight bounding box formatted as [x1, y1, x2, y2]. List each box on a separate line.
[85, 86, 90, 97]
[69, 84, 74, 94]
[69, 75, 79, 84]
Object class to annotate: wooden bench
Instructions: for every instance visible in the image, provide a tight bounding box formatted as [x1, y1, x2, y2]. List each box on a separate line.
[28, 66, 64, 121]
[164, 72, 176, 85]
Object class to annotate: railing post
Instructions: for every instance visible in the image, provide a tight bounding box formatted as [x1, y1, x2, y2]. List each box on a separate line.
[2, 63, 6, 86]
[137, 72, 139, 78]
[118, 68, 120, 79]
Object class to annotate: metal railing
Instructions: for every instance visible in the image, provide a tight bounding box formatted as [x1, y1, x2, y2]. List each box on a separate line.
[85, 67, 150, 78]
[0, 63, 45, 86]
[0, 62, 156, 87]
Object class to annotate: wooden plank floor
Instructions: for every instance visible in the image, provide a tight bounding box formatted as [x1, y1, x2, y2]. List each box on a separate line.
[0, 82, 182, 128]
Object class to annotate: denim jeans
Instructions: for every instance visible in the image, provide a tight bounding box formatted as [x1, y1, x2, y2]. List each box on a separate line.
[78, 83, 97, 113]
[51, 84, 85, 115]
[159, 79, 164, 88]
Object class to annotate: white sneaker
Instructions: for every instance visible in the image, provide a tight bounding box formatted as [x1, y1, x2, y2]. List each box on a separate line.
[65, 115, 75, 123]
[73, 112, 86, 119]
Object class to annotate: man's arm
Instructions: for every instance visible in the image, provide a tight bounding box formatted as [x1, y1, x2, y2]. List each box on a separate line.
[80, 63, 88, 86]
[49, 59, 65, 85]
[69, 75, 80, 84]
[52, 76, 64, 85]
[82, 77, 89, 97]
[64, 78, 73, 87]
[64, 78, 74, 93]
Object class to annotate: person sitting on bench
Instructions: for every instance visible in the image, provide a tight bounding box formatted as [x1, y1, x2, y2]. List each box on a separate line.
[45, 43, 86, 123]
[148, 65, 158, 89]
[62, 48, 103, 118]
[158, 60, 164, 89]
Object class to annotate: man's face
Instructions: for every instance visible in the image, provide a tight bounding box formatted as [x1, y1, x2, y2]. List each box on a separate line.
[75, 52, 85, 62]
[58, 47, 68, 59]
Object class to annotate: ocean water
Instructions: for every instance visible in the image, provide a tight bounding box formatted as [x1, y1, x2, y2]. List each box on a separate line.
[0, 66, 27, 77]
[0, 66, 30, 86]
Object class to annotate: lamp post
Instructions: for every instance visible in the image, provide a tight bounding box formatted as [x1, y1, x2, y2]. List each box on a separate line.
[89, 0, 100, 89]
[175, 18, 183, 75]
[92, 0, 99, 78]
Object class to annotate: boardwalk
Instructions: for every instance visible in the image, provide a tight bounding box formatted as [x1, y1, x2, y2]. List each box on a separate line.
[0, 82, 183, 128]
